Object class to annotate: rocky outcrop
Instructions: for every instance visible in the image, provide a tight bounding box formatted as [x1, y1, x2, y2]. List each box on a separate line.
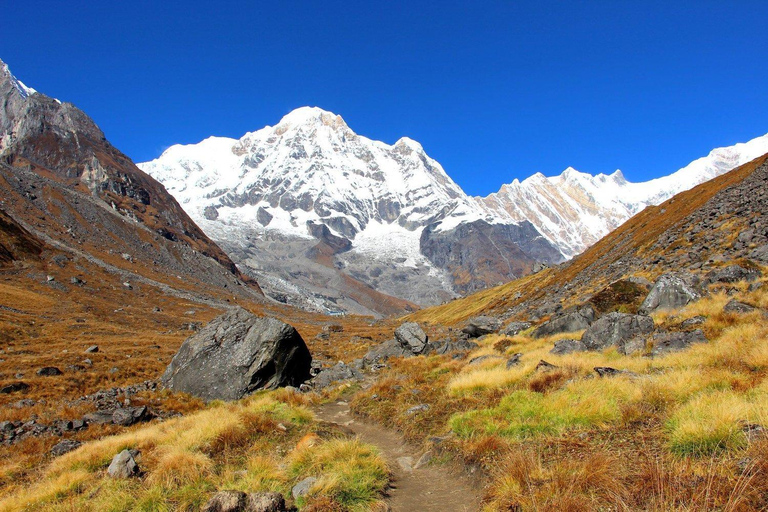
[704, 264, 762, 284]
[581, 312, 654, 352]
[461, 316, 502, 338]
[639, 273, 703, 314]
[162, 308, 311, 401]
[532, 304, 596, 338]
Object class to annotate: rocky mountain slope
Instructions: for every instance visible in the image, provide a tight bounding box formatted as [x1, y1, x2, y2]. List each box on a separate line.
[140, 107, 562, 315]
[140, 106, 766, 315]
[0, 58, 263, 301]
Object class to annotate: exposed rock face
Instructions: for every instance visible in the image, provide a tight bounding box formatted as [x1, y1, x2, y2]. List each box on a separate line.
[639, 273, 703, 314]
[162, 308, 311, 401]
[461, 316, 502, 338]
[532, 304, 596, 338]
[420, 219, 561, 295]
[394, 322, 428, 353]
[0, 58, 262, 297]
[581, 312, 654, 352]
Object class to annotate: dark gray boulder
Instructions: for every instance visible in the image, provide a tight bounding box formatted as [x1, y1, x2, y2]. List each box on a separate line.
[532, 305, 595, 338]
[581, 312, 654, 351]
[161, 307, 312, 401]
[426, 338, 479, 355]
[639, 273, 703, 314]
[363, 338, 410, 364]
[461, 316, 502, 338]
[650, 330, 707, 356]
[394, 322, 428, 353]
[51, 439, 81, 457]
[112, 406, 152, 426]
[750, 245, 768, 264]
[502, 321, 532, 336]
[705, 265, 762, 284]
[550, 339, 587, 355]
[311, 362, 363, 389]
[723, 300, 757, 314]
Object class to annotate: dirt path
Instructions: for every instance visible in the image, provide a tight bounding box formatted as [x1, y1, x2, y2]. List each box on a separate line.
[314, 401, 481, 512]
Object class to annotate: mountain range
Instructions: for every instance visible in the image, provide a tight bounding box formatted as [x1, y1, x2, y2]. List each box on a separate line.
[139, 106, 768, 316]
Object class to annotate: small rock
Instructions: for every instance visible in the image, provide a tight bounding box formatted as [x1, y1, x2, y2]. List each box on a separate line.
[51, 439, 82, 457]
[247, 492, 287, 512]
[535, 360, 559, 372]
[112, 406, 152, 426]
[107, 449, 140, 478]
[502, 321, 532, 336]
[680, 316, 707, 329]
[723, 300, 757, 314]
[506, 353, 522, 368]
[202, 490, 247, 512]
[594, 367, 637, 378]
[37, 367, 63, 377]
[85, 345, 99, 353]
[292, 476, 318, 499]
[406, 404, 430, 415]
[461, 316, 502, 338]
[0, 382, 29, 394]
[414, 451, 433, 469]
[550, 339, 587, 355]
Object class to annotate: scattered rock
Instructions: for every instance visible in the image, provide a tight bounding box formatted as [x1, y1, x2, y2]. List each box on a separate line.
[82, 411, 116, 425]
[705, 264, 762, 285]
[85, 345, 99, 353]
[363, 338, 410, 364]
[406, 404, 430, 415]
[427, 338, 479, 355]
[292, 476, 318, 499]
[414, 451, 433, 469]
[723, 300, 757, 314]
[311, 362, 362, 390]
[651, 330, 708, 356]
[506, 353, 522, 368]
[394, 322, 429, 353]
[107, 449, 140, 478]
[162, 307, 312, 401]
[532, 304, 596, 338]
[750, 245, 768, 264]
[50, 439, 82, 457]
[535, 360, 559, 372]
[502, 321, 532, 336]
[247, 492, 287, 512]
[581, 312, 654, 352]
[112, 406, 152, 426]
[202, 490, 247, 512]
[680, 316, 707, 329]
[594, 367, 637, 378]
[468, 354, 505, 366]
[550, 339, 587, 355]
[36, 367, 62, 377]
[0, 382, 29, 394]
[639, 273, 703, 314]
[461, 316, 502, 338]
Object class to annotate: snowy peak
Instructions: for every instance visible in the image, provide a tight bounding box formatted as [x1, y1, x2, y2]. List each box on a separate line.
[0, 59, 37, 99]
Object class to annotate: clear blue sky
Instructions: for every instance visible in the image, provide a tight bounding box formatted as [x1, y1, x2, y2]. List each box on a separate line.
[2, 1, 767, 195]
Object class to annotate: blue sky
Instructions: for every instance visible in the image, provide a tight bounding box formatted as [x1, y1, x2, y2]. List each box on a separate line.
[2, 1, 767, 195]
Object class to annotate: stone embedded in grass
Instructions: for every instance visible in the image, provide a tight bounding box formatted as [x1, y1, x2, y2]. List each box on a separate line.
[593, 367, 638, 378]
[639, 272, 703, 314]
[535, 360, 559, 372]
[581, 312, 654, 352]
[111, 405, 152, 426]
[406, 404, 430, 415]
[292, 476, 318, 499]
[311, 361, 362, 390]
[50, 439, 81, 457]
[532, 304, 595, 338]
[85, 345, 99, 353]
[461, 316, 502, 338]
[394, 322, 428, 353]
[202, 490, 287, 512]
[549, 339, 587, 355]
[650, 330, 707, 356]
[506, 353, 522, 368]
[502, 321, 532, 336]
[704, 264, 762, 285]
[36, 366, 62, 376]
[750, 244, 768, 263]
[107, 449, 140, 478]
[723, 299, 757, 314]
[162, 307, 312, 401]
[0, 382, 29, 394]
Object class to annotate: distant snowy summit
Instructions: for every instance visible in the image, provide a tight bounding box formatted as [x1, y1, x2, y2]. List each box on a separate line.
[140, 106, 768, 313]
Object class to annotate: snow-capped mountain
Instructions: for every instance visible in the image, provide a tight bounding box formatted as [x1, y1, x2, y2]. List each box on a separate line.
[140, 107, 561, 315]
[140, 106, 768, 315]
[476, 133, 768, 258]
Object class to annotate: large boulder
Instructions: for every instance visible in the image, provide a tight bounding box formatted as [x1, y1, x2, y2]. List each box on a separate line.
[639, 273, 703, 314]
[394, 322, 428, 353]
[650, 330, 707, 357]
[581, 312, 654, 352]
[461, 316, 502, 338]
[532, 304, 596, 338]
[162, 307, 311, 401]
